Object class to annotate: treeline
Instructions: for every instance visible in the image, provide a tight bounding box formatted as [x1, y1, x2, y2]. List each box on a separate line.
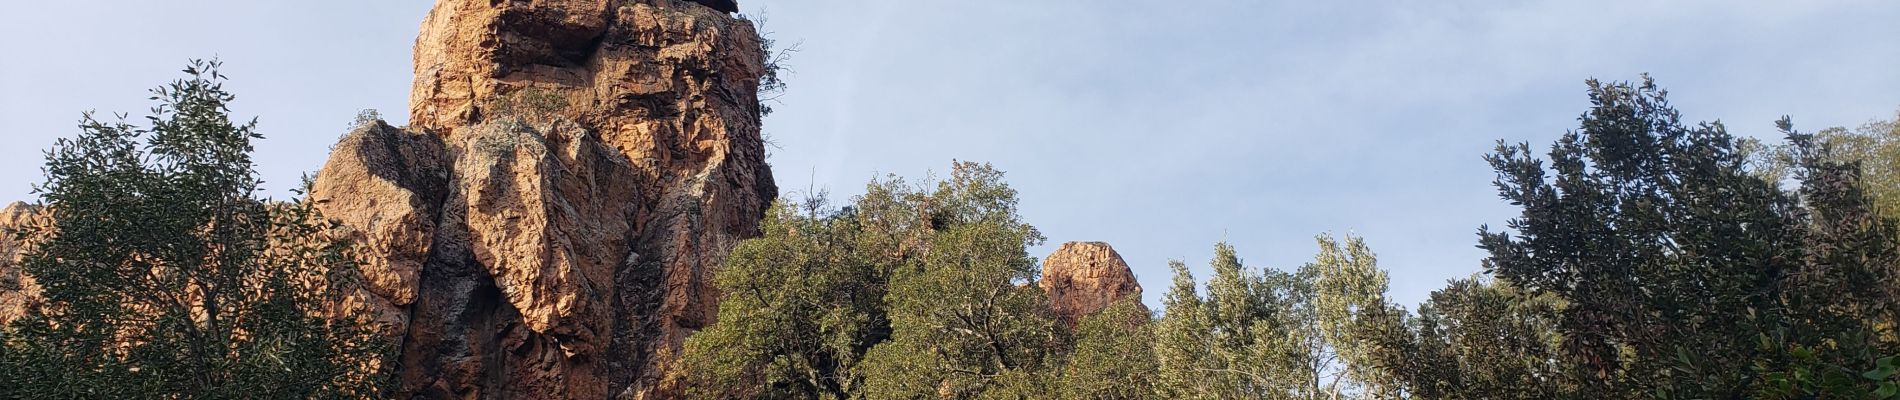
[669, 77, 1900, 399]
[1, 62, 1897, 399]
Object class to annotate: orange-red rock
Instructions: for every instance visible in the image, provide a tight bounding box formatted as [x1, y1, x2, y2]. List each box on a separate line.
[0, 202, 44, 325]
[310, 0, 774, 398]
[1040, 241, 1146, 326]
[0, 1, 765, 398]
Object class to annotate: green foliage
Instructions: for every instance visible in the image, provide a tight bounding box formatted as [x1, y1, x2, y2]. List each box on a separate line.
[740, 13, 796, 118]
[0, 60, 389, 399]
[857, 162, 1056, 400]
[1138, 81, 1897, 400]
[1755, 342, 1900, 399]
[1155, 243, 1328, 399]
[677, 162, 1060, 399]
[1057, 299, 1158, 400]
[667, 75, 1900, 400]
[1388, 277, 1571, 399]
[350, 109, 382, 130]
[1815, 114, 1900, 214]
[672, 195, 894, 399]
[1310, 234, 1406, 397]
[1480, 76, 1900, 397]
[473, 119, 533, 156]
[486, 87, 568, 123]
[1745, 111, 1900, 213]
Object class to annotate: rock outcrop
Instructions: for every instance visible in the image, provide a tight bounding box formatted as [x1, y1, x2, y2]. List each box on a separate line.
[310, 0, 775, 398]
[0, 202, 44, 325]
[1040, 241, 1146, 325]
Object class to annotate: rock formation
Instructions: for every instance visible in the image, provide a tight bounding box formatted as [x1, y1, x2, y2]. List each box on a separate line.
[0, 202, 44, 325]
[310, 0, 775, 398]
[1040, 241, 1146, 326]
[693, 0, 739, 14]
[0, 0, 766, 397]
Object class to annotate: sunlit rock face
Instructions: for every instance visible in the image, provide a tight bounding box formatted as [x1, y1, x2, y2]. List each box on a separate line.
[1040, 241, 1146, 326]
[0, 202, 45, 326]
[311, 0, 773, 397]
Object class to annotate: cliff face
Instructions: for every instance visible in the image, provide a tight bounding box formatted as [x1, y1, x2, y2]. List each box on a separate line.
[1040, 242, 1146, 326]
[310, 0, 775, 398]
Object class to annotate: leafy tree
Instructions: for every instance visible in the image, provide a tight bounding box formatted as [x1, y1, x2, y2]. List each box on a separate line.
[1309, 234, 1406, 397]
[1816, 113, 1900, 214]
[1152, 259, 1222, 398]
[670, 195, 893, 399]
[677, 162, 1061, 400]
[1388, 276, 1570, 399]
[0, 60, 389, 399]
[858, 162, 1058, 399]
[1480, 76, 1900, 397]
[1745, 111, 1900, 215]
[1154, 243, 1330, 399]
[1746, 117, 1900, 400]
[1055, 299, 1159, 400]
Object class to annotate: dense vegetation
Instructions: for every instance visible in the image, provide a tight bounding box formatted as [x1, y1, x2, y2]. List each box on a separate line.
[673, 77, 1900, 399]
[2, 62, 1897, 399]
[0, 61, 390, 399]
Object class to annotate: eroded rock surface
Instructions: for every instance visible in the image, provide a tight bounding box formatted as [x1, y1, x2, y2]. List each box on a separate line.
[310, 0, 775, 398]
[0, 0, 767, 397]
[0, 202, 44, 325]
[1040, 241, 1146, 326]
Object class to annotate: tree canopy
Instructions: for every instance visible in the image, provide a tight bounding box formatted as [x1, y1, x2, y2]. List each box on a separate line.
[672, 77, 1900, 400]
[0, 60, 390, 399]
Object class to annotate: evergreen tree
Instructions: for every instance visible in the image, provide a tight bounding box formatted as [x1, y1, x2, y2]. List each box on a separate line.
[1154, 243, 1330, 399]
[678, 162, 1062, 400]
[1480, 76, 1900, 397]
[1309, 234, 1406, 397]
[0, 60, 389, 399]
[1056, 299, 1158, 400]
[1395, 276, 1570, 399]
[858, 162, 1057, 399]
[670, 195, 893, 399]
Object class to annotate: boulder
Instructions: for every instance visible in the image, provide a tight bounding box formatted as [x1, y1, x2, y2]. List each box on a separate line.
[1040, 241, 1146, 326]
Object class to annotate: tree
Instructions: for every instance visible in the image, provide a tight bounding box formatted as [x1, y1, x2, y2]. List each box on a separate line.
[1154, 243, 1329, 400]
[1479, 76, 1900, 397]
[1391, 276, 1570, 399]
[858, 162, 1059, 399]
[1056, 299, 1159, 400]
[1797, 112, 1900, 215]
[0, 60, 389, 399]
[670, 195, 893, 399]
[676, 162, 1062, 400]
[1750, 117, 1900, 399]
[1309, 234, 1406, 397]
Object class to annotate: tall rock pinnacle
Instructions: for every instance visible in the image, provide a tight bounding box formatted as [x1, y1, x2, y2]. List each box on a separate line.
[311, 0, 775, 397]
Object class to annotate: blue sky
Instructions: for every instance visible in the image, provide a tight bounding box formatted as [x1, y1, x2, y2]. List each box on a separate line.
[2, 1, 1897, 309]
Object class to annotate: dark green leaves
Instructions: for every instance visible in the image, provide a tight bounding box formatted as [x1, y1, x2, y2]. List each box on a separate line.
[0, 60, 390, 399]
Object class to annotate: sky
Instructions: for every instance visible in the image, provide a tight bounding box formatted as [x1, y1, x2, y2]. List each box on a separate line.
[2, 0, 1898, 309]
